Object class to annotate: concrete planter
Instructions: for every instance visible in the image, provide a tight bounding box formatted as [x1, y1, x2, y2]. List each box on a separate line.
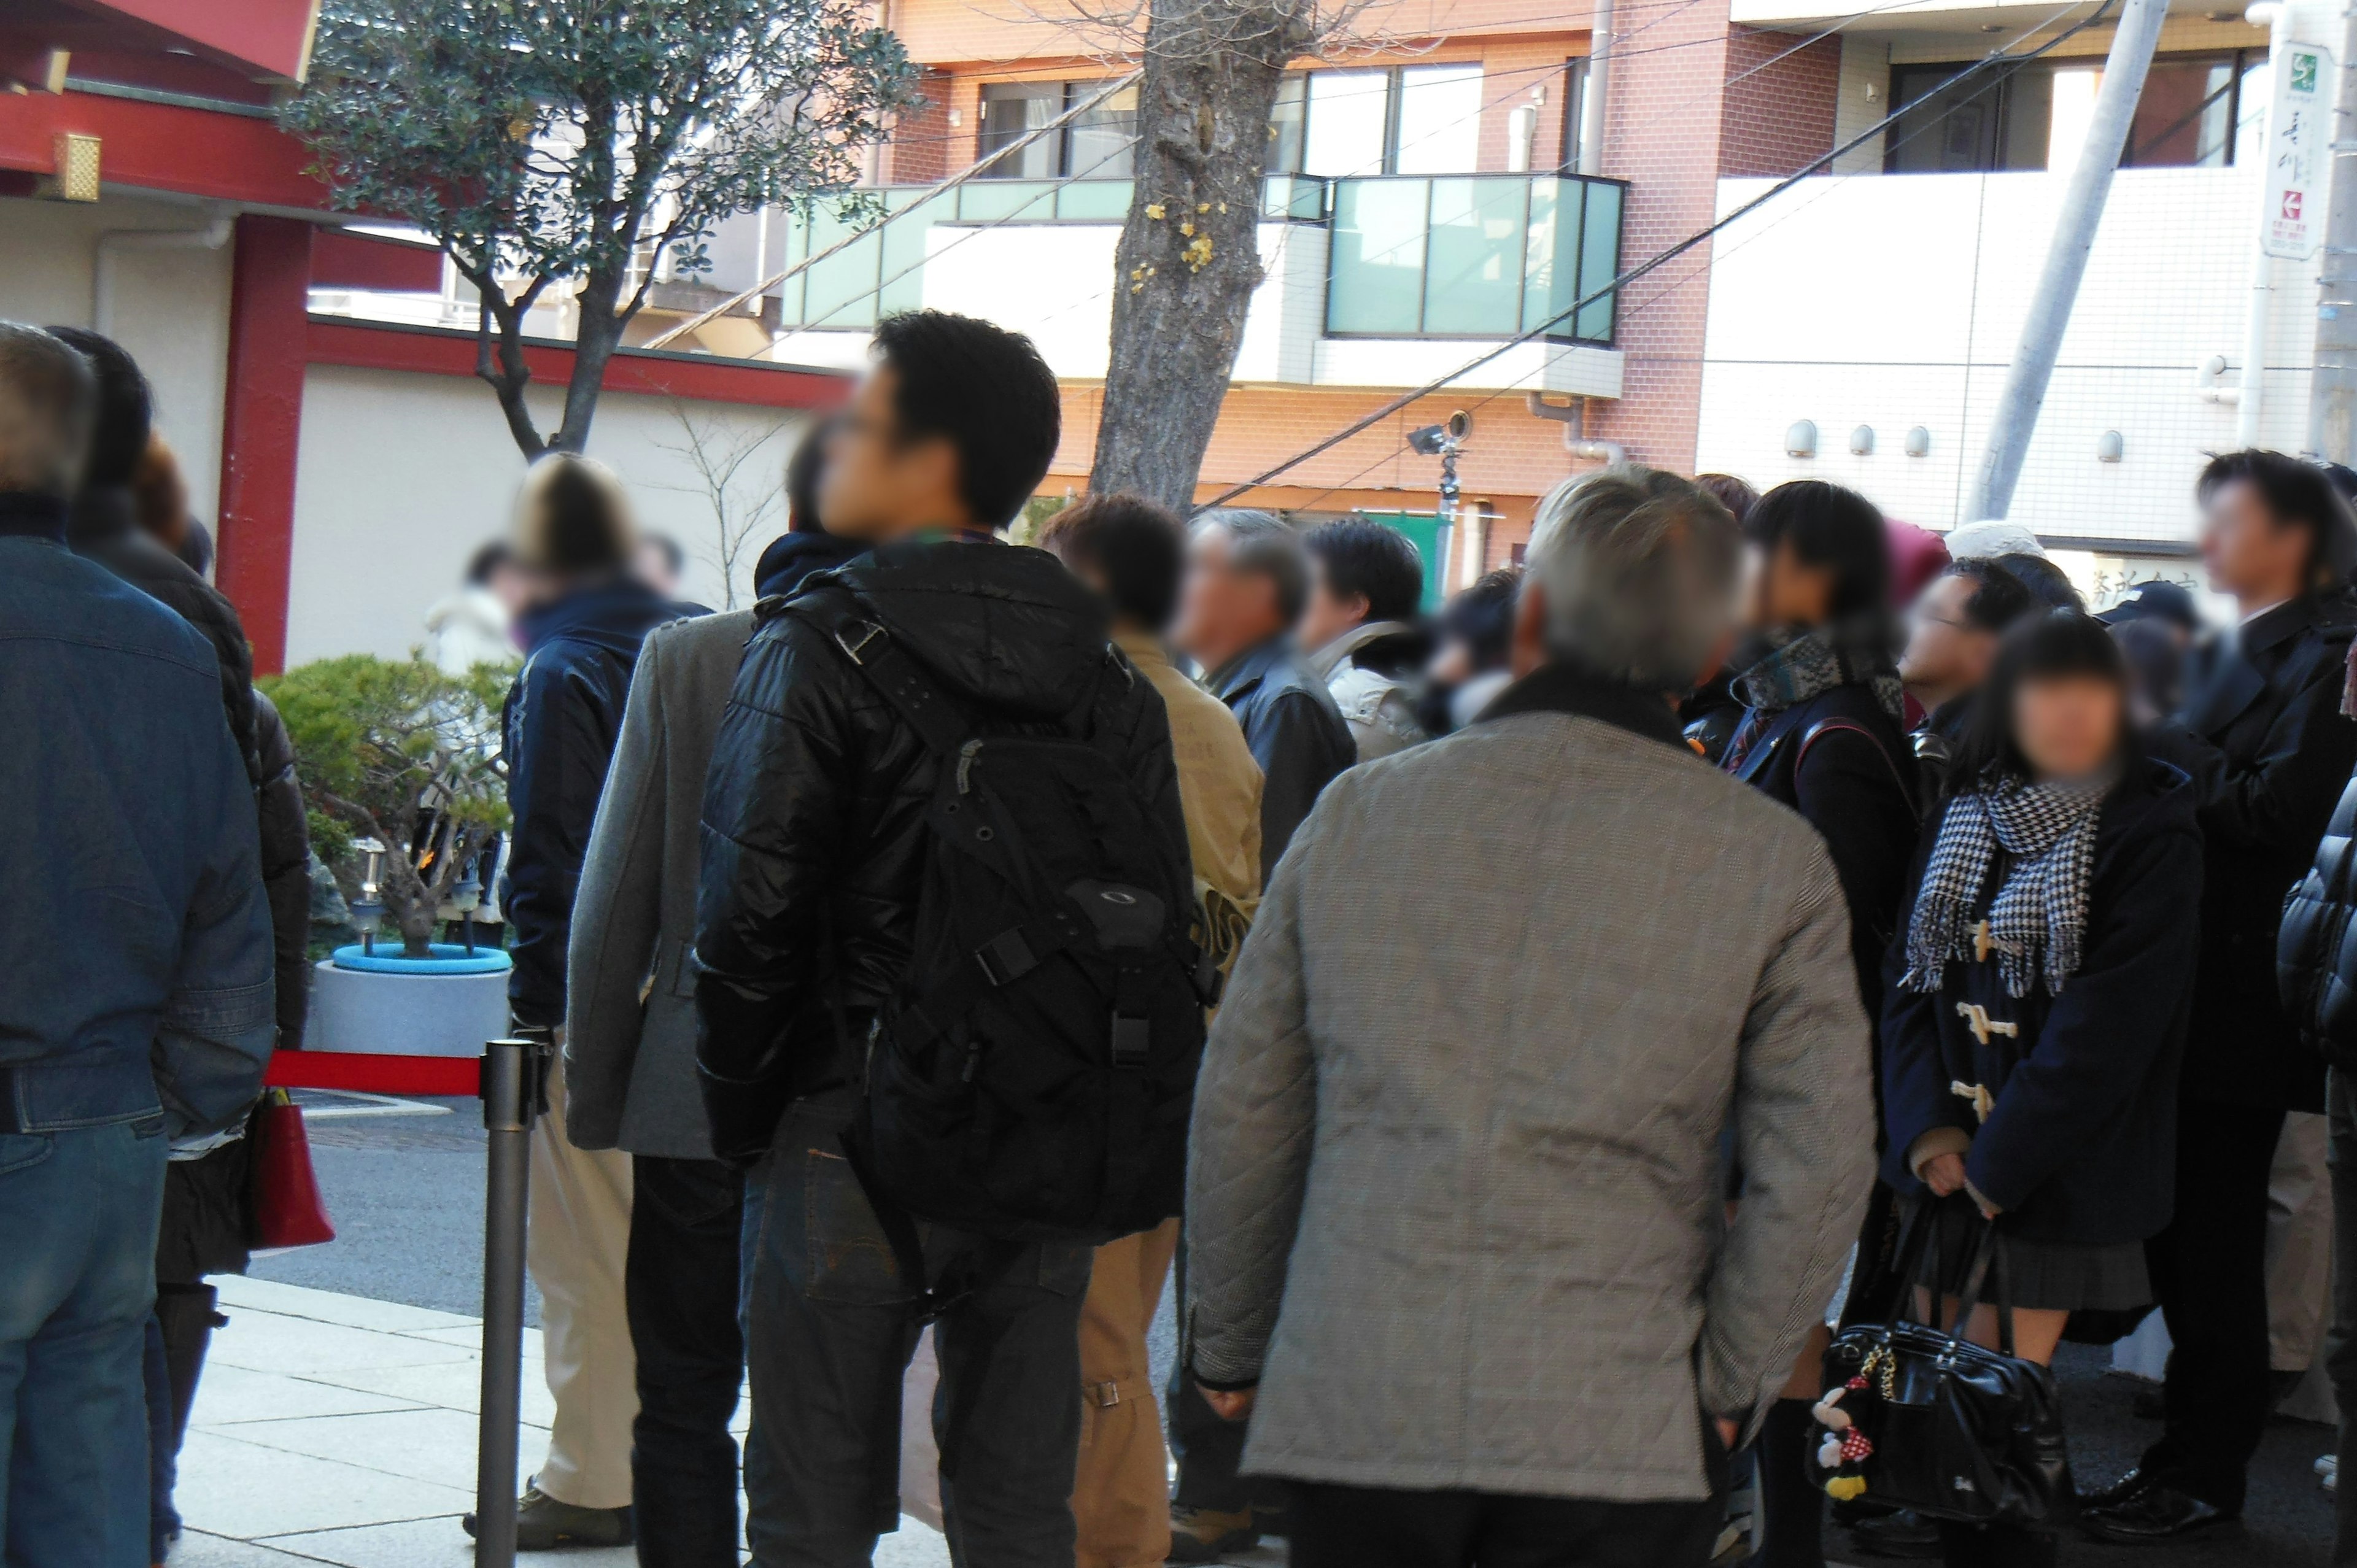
[311, 944, 512, 1058]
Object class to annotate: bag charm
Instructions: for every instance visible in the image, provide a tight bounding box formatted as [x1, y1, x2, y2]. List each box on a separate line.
[1811, 1380, 1875, 1500]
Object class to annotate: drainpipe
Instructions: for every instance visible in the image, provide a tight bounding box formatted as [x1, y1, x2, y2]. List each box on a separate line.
[1527, 392, 1627, 464]
[1578, 0, 1612, 174]
[93, 214, 234, 338]
[2238, 1, 2296, 447]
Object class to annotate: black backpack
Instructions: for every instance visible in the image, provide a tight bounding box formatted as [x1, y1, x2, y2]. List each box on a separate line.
[799, 590, 1212, 1262]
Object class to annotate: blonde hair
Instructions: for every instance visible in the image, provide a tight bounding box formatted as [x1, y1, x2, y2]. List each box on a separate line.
[511, 452, 637, 575]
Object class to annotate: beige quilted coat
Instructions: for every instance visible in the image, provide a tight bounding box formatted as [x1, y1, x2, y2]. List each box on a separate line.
[1186, 697, 1877, 1502]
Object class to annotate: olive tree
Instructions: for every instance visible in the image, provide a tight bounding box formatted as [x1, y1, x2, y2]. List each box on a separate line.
[284, 0, 916, 458]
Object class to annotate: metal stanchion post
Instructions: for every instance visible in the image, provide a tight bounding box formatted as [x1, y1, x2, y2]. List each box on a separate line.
[475, 1037, 548, 1568]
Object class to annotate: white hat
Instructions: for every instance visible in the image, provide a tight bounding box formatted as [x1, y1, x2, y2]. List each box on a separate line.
[1941, 519, 2046, 562]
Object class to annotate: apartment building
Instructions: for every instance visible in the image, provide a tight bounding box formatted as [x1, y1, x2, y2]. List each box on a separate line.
[631, 0, 2306, 584]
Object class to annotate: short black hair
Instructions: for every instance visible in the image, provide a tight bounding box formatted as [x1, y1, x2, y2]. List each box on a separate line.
[2199, 448, 2357, 589]
[1948, 610, 2131, 794]
[1039, 492, 1187, 630]
[464, 540, 514, 587]
[1304, 517, 1426, 624]
[1442, 564, 1523, 673]
[871, 311, 1060, 528]
[1694, 473, 1759, 526]
[1940, 558, 2038, 635]
[45, 325, 151, 489]
[1203, 510, 1308, 622]
[1744, 479, 1888, 620]
[516, 454, 634, 576]
[1994, 551, 2084, 612]
[785, 417, 832, 535]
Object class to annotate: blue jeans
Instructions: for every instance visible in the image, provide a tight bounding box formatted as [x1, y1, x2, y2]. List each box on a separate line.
[0, 1116, 169, 1568]
[739, 1097, 1093, 1568]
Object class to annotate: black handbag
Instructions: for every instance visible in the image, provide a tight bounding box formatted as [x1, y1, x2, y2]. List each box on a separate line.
[1805, 1207, 2074, 1529]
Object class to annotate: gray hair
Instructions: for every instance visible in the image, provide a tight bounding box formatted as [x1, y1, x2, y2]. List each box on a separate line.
[1524, 465, 1741, 692]
[1196, 508, 1308, 622]
[0, 322, 96, 498]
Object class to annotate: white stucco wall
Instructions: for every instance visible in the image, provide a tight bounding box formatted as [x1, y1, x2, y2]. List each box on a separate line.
[1695, 164, 2309, 543]
[0, 193, 233, 521]
[285, 365, 815, 667]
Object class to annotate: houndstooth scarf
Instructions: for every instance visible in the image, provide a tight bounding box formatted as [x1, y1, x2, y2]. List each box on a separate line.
[1899, 774, 2111, 999]
[1733, 617, 1907, 724]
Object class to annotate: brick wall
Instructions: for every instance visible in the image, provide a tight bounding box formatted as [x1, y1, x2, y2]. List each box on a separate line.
[885, 70, 956, 183]
[1717, 28, 1839, 177]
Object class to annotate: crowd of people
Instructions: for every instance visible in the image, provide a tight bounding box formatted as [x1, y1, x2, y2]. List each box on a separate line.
[9, 302, 2357, 1568]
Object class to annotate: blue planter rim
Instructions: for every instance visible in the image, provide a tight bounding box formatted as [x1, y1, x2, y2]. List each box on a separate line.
[330, 943, 513, 975]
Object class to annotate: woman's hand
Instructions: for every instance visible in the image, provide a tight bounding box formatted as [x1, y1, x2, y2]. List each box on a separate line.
[1199, 1385, 1256, 1421]
[1921, 1151, 1968, 1197]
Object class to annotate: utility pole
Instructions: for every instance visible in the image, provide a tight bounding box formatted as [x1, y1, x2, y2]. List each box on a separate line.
[2312, 2, 2357, 462]
[1963, 0, 2169, 520]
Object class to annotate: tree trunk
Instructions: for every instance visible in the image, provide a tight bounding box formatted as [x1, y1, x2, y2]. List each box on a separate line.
[555, 266, 631, 455]
[1090, 0, 1306, 513]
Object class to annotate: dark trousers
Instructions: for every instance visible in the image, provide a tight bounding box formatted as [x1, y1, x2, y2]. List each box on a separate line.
[1165, 1227, 1252, 1513]
[740, 1098, 1093, 1568]
[1285, 1481, 1721, 1568]
[627, 1155, 746, 1568]
[2140, 1097, 2287, 1513]
[2327, 1069, 2357, 1564]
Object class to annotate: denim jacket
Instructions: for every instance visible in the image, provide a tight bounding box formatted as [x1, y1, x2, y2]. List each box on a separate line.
[0, 496, 275, 1137]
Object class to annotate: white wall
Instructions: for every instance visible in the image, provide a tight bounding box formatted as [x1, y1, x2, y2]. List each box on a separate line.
[285, 365, 814, 666]
[1695, 165, 2305, 541]
[0, 193, 233, 523]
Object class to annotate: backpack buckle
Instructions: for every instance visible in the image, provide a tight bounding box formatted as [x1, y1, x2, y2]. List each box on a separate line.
[1110, 1013, 1150, 1070]
[974, 928, 1038, 987]
[834, 621, 885, 665]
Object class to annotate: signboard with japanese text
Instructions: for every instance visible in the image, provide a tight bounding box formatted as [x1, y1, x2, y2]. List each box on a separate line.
[2264, 41, 2334, 260]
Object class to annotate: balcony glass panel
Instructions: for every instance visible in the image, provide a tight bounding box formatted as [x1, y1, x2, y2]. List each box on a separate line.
[956, 180, 1059, 223]
[1575, 179, 1622, 342]
[876, 189, 939, 317]
[800, 203, 881, 331]
[1422, 177, 1526, 336]
[1327, 177, 1428, 334]
[1055, 179, 1135, 220]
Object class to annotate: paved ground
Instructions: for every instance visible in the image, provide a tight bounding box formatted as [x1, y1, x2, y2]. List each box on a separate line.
[216, 1092, 2333, 1567]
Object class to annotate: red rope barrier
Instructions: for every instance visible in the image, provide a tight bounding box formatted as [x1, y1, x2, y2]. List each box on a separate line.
[266, 1050, 483, 1097]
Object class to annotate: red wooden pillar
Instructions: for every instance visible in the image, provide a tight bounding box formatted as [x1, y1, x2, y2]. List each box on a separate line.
[216, 214, 313, 676]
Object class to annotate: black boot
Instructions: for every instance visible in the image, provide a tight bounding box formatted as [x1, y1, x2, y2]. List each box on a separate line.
[1747, 1399, 1827, 1568]
[155, 1281, 224, 1448]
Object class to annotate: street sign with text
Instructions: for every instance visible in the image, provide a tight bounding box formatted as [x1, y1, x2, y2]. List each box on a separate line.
[2266, 41, 2335, 259]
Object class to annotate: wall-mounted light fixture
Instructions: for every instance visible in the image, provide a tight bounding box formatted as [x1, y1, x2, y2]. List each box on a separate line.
[1785, 419, 1817, 458]
[2096, 430, 2125, 463]
[1904, 426, 1931, 457]
[1849, 424, 1875, 455]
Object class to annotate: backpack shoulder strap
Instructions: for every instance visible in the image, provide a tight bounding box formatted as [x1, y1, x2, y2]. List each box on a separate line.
[1799, 716, 1912, 805]
[797, 587, 972, 760]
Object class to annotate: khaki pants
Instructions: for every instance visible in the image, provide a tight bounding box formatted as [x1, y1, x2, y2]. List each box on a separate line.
[527, 1051, 638, 1510]
[2270, 1110, 2334, 1374]
[1073, 1219, 1180, 1568]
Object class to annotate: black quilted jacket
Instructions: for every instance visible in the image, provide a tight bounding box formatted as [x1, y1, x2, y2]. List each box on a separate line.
[692, 537, 1188, 1163]
[2282, 766, 2357, 1070]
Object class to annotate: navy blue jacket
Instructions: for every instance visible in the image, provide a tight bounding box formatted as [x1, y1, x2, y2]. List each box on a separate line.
[0, 495, 274, 1136]
[1210, 636, 1355, 884]
[753, 530, 862, 599]
[1878, 759, 2203, 1245]
[1726, 682, 1922, 1058]
[502, 579, 701, 1026]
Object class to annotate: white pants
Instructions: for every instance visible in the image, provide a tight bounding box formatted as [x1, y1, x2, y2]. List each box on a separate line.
[527, 1051, 638, 1509]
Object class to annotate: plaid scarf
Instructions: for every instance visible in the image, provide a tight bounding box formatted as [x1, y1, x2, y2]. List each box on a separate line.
[1899, 774, 2111, 999]
[1733, 617, 1906, 724]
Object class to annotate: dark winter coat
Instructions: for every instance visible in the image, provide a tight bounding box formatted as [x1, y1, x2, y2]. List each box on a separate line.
[694, 538, 1189, 1165]
[1879, 760, 2202, 1244]
[2278, 768, 2357, 1068]
[753, 530, 863, 598]
[2163, 593, 2357, 1111]
[1725, 682, 1922, 1052]
[501, 579, 700, 1027]
[1209, 636, 1355, 884]
[252, 690, 312, 1050]
[70, 486, 259, 782]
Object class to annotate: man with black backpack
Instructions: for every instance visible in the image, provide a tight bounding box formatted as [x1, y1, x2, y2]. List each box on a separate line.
[695, 311, 1198, 1568]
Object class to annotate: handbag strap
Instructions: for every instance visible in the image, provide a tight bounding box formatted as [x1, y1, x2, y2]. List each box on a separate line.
[1946, 1216, 2016, 1356]
[1881, 1198, 1946, 1331]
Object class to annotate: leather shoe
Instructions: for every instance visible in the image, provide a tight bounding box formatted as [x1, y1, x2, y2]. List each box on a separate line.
[2079, 1475, 2235, 1543]
[1846, 1507, 1943, 1558]
[2076, 1467, 2153, 1510]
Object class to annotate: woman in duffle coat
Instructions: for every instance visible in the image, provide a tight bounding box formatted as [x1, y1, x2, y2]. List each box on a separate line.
[1879, 611, 2204, 1567]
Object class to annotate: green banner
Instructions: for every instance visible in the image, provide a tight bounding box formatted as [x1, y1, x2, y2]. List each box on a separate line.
[1355, 511, 1452, 612]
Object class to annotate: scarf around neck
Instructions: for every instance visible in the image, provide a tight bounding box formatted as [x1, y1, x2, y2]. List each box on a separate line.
[1899, 773, 2111, 999]
[1733, 617, 1906, 724]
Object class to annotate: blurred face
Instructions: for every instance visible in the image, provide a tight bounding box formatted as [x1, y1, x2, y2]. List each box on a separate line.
[1898, 574, 1995, 700]
[632, 538, 681, 599]
[1742, 538, 1835, 630]
[2199, 477, 2311, 606]
[485, 558, 533, 618]
[1426, 636, 1476, 689]
[1172, 525, 1287, 672]
[817, 365, 968, 541]
[2013, 674, 2123, 782]
[1297, 556, 1367, 652]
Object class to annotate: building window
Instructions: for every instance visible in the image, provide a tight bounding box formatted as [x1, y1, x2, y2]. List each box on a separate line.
[1563, 57, 1591, 171]
[977, 80, 1138, 179]
[1885, 50, 2260, 173]
[1272, 63, 1487, 179]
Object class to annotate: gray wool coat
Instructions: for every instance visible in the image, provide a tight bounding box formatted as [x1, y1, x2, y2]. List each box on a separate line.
[1186, 681, 1877, 1502]
[564, 609, 756, 1159]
